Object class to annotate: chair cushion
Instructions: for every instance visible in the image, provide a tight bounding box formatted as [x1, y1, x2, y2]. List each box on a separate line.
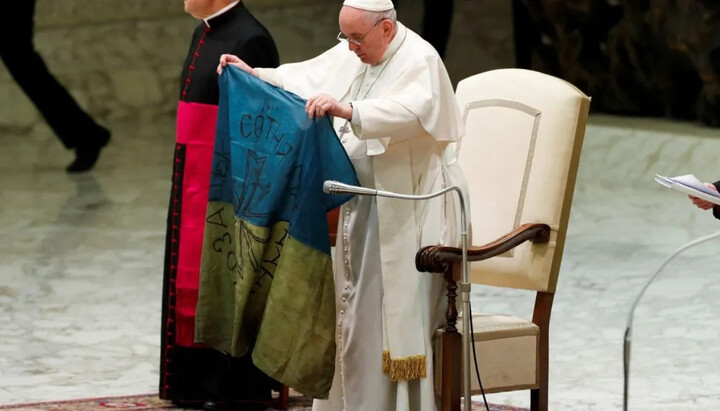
[434, 313, 539, 395]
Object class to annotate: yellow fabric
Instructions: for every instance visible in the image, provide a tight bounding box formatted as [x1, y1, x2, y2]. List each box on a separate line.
[195, 202, 336, 398]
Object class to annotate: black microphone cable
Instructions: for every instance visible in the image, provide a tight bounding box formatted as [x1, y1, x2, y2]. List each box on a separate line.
[468, 301, 491, 411]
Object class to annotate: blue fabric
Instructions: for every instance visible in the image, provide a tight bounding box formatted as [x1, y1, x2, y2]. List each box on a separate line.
[210, 65, 358, 253]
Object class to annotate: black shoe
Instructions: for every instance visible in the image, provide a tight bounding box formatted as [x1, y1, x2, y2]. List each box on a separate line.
[66, 130, 110, 173]
[203, 400, 267, 411]
[203, 401, 219, 411]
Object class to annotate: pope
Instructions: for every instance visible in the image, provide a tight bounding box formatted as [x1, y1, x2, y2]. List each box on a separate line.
[218, 1, 466, 410]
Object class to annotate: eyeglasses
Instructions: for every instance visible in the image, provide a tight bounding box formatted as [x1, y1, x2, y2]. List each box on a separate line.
[337, 19, 385, 46]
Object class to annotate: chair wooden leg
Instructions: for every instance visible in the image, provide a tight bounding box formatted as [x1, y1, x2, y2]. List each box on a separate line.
[529, 335, 549, 411]
[530, 292, 553, 411]
[440, 270, 462, 411]
[530, 386, 547, 411]
[275, 384, 289, 410]
[440, 331, 462, 411]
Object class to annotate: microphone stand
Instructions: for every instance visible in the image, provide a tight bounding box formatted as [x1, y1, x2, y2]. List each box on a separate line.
[623, 230, 720, 411]
[323, 180, 472, 411]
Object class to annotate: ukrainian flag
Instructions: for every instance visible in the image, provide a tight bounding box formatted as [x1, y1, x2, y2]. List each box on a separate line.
[195, 66, 358, 398]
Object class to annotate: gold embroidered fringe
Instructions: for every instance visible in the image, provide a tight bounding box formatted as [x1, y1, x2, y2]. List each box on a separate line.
[382, 350, 427, 381]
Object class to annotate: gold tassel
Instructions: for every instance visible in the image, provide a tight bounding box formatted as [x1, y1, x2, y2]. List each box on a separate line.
[382, 351, 427, 381]
[382, 350, 391, 374]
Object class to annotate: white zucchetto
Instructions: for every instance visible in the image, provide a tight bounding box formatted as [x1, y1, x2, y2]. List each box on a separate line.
[342, 0, 394, 11]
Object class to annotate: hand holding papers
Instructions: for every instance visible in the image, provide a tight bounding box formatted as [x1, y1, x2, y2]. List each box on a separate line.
[655, 174, 720, 206]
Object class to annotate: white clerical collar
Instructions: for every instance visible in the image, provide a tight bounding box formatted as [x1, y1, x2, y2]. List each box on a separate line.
[203, 1, 240, 28]
[377, 22, 407, 65]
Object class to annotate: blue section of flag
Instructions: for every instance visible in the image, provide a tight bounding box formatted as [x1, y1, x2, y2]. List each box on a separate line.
[210, 65, 358, 253]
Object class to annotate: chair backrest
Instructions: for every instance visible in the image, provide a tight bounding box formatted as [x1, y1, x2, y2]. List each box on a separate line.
[456, 69, 590, 293]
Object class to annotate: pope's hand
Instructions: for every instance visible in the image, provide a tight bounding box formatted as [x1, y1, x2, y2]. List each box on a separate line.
[217, 54, 258, 77]
[688, 182, 718, 210]
[306, 94, 353, 120]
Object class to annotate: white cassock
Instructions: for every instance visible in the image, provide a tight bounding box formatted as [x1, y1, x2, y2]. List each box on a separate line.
[256, 22, 465, 411]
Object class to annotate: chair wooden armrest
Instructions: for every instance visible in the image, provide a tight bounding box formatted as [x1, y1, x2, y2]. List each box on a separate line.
[415, 223, 551, 274]
[415, 223, 552, 411]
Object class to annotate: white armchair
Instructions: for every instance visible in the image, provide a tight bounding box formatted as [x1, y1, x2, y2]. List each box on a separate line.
[416, 68, 590, 411]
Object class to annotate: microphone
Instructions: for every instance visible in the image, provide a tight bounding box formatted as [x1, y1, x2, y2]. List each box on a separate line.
[323, 180, 378, 196]
[323, 179, 475, 411]
[323, 180, 461, 201]
[623, 230, 720, 410]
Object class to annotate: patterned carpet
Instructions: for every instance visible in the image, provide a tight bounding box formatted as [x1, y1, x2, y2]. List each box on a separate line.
[0, 394, 528, 411]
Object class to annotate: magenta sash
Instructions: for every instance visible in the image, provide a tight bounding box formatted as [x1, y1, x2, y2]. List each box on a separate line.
[174, 100, 218, 346]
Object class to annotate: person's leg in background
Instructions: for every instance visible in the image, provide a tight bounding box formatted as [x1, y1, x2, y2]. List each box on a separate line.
[393, 0, 454, 59]
[512, 0, 539, 69]
[421, 0, 454, 59]
[0, 0, 110, 173]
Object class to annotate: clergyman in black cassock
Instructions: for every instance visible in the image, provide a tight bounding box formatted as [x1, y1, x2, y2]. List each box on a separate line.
[159, 1, 280, 408]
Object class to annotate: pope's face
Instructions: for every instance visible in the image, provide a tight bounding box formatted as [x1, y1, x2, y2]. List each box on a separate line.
[339, 7, 394, 66]
[184, 0, 217, 19]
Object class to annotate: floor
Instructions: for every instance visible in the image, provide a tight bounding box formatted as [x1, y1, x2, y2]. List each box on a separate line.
[1, 114, 720, 410]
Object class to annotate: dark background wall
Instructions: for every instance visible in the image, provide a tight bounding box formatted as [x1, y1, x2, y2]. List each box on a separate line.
[0, 0, 514, 133]
[2, 0, 718, 130]
[516, 0, 720, 126]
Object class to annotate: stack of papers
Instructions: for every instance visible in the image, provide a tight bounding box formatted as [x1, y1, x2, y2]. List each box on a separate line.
[655, 174, 720, 205]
